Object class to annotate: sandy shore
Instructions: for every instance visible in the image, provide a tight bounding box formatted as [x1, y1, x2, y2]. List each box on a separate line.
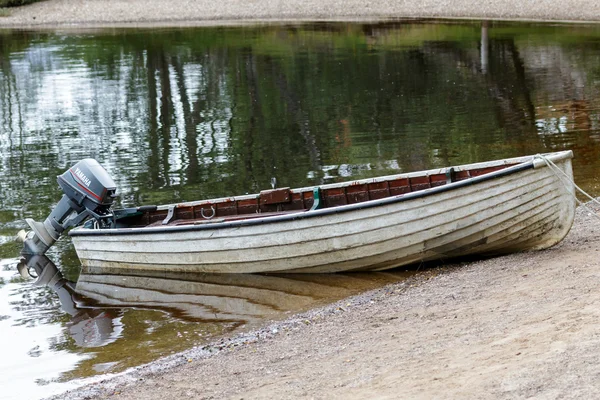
[50, 203, 600, 399]
[1, 0, 600, 28]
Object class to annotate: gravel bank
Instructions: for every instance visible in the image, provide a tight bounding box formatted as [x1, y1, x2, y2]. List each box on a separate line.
[51, 203, 600, 399]
[1, 0, 600, 28]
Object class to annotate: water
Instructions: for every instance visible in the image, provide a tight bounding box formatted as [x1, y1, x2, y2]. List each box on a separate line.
[1, 20, 600, 398]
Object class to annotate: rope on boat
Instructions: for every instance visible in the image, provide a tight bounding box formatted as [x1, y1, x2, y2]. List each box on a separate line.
[534, 154, 600, 221]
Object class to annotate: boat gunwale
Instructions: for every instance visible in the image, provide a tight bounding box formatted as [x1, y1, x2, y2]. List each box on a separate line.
[69, 151, 572, 237]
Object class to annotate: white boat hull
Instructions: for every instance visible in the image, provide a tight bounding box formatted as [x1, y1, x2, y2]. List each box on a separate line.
[71, 152, 576, 273]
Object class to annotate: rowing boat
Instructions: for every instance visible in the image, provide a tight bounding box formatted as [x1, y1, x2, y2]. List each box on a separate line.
[66, 151, 576, 273]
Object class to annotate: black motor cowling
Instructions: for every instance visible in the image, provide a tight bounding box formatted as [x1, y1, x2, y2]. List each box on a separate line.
[58, 158, 116, 212]
[19, 159, 117, 255]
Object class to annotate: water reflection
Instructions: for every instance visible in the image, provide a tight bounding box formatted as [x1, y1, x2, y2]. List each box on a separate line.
[18, 255, 120, 348]
[0, 258, 90, 400]
[5, 255, 413, 390]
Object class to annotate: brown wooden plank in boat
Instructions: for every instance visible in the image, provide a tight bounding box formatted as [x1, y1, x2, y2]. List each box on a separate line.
[346, 184, 368, 194]
[454, 170, 472, 181]
[259, 204, 279, 213]
[175, 206, 194, 220]
[323, 187, 348, 207]
[409, 175, 431, 191]
[430, 173, 447, 188]
[368, 181, 391, 200]
[216, 200, 238, 216]
[260, 188, 291, 205]
[237, 198, 259, 214]
[324, 187, 346, 196]
[347, 191, 369, 204]
[389, 178, 411, 196]
[346, 184, 369, 204]
[282, 193, 305, 211]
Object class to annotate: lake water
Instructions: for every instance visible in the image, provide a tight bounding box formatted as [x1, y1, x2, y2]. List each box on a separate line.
[1, 20, 600, 399]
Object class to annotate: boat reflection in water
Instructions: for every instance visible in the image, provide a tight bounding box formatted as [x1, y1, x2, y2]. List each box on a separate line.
[19, 255, 415, 350]
[17, 255, 122, 348]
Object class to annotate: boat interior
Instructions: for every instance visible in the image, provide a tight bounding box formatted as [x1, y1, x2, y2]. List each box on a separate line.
[113, 162, 519, 229]
[115, 159, 516, 228]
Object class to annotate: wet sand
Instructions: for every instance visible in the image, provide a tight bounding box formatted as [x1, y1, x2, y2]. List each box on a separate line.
[0, 0, 600, 28]
[51, 203, 600, 399]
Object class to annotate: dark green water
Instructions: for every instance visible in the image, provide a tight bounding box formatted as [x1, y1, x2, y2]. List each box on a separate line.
[1, 20, 600, 397]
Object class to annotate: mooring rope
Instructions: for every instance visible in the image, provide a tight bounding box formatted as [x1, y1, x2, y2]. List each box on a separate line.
[534, 153, 600, 221]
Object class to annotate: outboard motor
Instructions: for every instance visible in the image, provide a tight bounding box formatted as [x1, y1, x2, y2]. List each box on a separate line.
[18, 159, 117, 255]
